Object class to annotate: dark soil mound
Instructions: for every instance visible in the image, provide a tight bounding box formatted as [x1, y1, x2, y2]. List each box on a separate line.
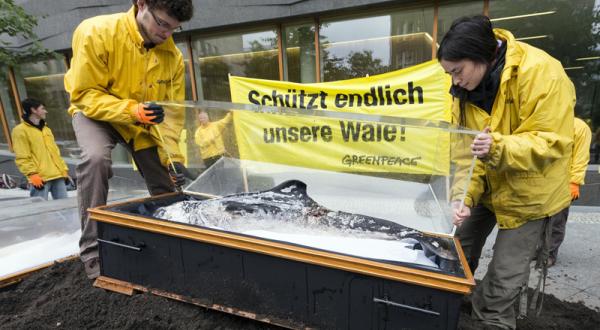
[0, 260, 278, 329]
[458, 290, 600, 330]
[1, 259, 598, 329]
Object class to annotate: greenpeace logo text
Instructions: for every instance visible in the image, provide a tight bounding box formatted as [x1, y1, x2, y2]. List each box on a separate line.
[341, 155, 421, 167]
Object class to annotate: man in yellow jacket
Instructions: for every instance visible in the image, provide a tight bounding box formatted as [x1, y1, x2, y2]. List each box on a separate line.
[194, 111, 232, 169]
[63, 0, 193, 279]
[547, 117, 592, 266]
[439, 16, 574, 329]
[12, 98, 70, 200]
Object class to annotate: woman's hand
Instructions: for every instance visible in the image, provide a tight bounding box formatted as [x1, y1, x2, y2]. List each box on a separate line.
[451, 201, 471, 226]
[471, 127, 492, 159]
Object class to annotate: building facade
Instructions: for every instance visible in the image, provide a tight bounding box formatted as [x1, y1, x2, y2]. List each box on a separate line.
[1, 0, 599, 167]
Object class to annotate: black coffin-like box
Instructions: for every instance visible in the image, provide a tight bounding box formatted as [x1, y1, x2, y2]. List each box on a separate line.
[90, 102, 479, 329]
[90, 191, 474, 330]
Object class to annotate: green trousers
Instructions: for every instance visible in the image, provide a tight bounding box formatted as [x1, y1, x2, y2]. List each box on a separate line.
[469, 217, 550, 329]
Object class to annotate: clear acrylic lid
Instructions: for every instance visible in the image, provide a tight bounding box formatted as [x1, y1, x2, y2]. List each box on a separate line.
[157, 100, 478, 237]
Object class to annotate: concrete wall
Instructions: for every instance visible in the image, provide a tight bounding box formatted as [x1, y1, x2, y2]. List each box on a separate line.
[11, 1, 130, 52]
[11, 0, 404, 52]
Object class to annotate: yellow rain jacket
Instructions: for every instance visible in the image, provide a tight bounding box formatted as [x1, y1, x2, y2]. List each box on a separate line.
[12, 121, 68, 181]
[64, 6, 185, 166]
[454, 29, 575, 229]
[194, 113, 232, 159]
[571, 118, 592, 185]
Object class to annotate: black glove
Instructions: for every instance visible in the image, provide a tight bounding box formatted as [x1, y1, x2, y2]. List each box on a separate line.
[64, 175, 77, 190]
[143, 103, 165, 124]
[168, 162, 186, 188]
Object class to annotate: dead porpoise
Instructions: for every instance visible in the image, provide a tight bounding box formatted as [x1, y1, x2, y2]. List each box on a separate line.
[153, 180, 459, 272]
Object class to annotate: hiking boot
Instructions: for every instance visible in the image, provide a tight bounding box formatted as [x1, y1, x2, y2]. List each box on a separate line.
[84, 258, 100, 279]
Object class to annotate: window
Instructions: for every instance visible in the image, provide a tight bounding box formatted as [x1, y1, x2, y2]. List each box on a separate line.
[175, 40, 196, 101]
[0, 100, 8, 148]
[489, 0, 600, 162]
[283, 22, 317, 83]
[192, 29, 280, 101]
[0, 67, 19, 150]
[436, 1, 485, 42]
[13, 55, 77, 157]
[175, 40, 202, 166]
[319, 8, 434, 82]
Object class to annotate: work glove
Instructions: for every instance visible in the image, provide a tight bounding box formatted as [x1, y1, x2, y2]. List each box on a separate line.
[168, 162, 186, 189]
[570, 182, 580, 201]
[28, 173, 45, 189]
[134, 103, 165, 125]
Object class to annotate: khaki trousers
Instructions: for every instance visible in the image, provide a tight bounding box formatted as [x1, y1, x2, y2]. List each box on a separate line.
[73, 113, 174, 270]
[471, 218, 549, 330]
[456, 204, 553, 329]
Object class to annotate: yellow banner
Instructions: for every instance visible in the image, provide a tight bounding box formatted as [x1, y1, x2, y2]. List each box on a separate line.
[230, 60, 452, 174]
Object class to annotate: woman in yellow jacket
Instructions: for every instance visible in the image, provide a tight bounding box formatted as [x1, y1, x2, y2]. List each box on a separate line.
[438, 16, 574, 329]
[12, 98, 69, 200]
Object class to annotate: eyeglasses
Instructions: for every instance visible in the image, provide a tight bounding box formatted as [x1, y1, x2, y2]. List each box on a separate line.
[149, 9, 182, 33]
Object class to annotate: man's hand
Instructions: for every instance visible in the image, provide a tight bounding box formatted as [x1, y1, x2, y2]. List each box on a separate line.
[168, 162, 186, 188]
[134, 103, 165, 125]
[471, 127, 493, 159]
[570, 182, 580, 200]
[451, 201, 471, 227]
[28, 174, 45, 189]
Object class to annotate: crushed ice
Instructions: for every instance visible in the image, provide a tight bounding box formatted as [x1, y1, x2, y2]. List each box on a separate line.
[153, 192, 438, 268]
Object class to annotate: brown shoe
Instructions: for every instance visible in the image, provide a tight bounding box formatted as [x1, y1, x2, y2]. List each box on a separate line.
[547, 256, 556, 268]
[84, 258, 100, 279]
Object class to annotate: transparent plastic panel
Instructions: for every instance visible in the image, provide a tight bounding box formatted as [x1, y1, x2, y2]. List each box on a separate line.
[166, 100, 477, 233]
[0, 208, 80, 278]
[145, 101, 478, 274]
[0, 193, 147, 279]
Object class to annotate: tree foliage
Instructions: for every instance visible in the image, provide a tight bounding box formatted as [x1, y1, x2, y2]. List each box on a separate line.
[0, 0, 53, 67]
[323, 50, 390, 80]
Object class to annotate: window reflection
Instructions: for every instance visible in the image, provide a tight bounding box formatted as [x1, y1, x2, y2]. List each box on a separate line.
[175, 40, 201, 168]
[436, 1, 484, 42]
[283, 22, 317, 83]
[319, 9, 434, 82]
[0, 102, 7, 147]
[489, 0, 600, 162]
[13, 56, 77, 157]
[192, 29, 279, 101]
[175, 41, 195, 101]
[0, 67, 19, 150]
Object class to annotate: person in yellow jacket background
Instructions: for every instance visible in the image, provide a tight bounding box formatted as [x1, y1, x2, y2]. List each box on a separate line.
[439, 16, 574, 329]
[63, 0, 194, 279]
[547, 117, 592, 266]
[12, 98, 70, 200]
[194, 111, 233, 169]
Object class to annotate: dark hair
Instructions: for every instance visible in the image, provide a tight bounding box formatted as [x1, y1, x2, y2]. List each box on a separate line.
[437, 15, 497, 65]
[132, 0, 194, 22]
[438, 15, 497, 125]
[21, 98, 42, 118]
